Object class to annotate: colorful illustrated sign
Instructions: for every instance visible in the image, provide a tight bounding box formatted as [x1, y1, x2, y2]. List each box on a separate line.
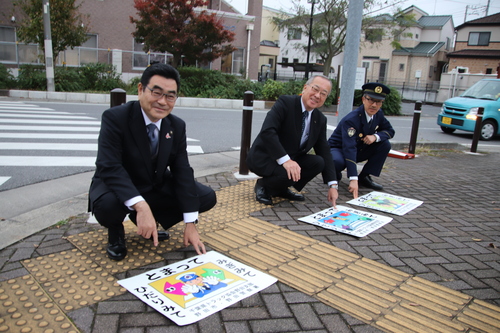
[299, 205, 393, 237]
[118, 251, 277, 326]
[347, 191, 423, 216]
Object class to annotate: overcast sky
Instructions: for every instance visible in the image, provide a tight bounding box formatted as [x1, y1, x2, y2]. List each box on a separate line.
[228, 0, 499, 27]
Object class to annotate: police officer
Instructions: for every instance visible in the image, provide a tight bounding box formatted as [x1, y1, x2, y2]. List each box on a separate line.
[328, 83, 395, 198]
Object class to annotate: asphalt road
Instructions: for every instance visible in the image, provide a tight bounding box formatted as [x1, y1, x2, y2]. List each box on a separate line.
[0, 99, 498, 191]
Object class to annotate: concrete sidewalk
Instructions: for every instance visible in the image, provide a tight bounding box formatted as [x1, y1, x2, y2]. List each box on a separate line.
[0, 147, 499, 333]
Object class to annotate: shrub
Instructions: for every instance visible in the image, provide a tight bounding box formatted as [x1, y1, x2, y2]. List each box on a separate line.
[262, 79, 284, 101]
[78, 63, 126, 91]
[16, 65, 46, 90]
[54, 67, 84, 92]
[0, 64, 16, 89]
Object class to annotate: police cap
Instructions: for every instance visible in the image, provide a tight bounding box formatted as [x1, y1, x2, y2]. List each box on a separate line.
[362, 82, 391, 100]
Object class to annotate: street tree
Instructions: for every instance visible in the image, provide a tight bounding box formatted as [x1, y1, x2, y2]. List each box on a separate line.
[273, 0, 416, 77]
[131, 0, 236, 68]
[13, 0, 90, 65]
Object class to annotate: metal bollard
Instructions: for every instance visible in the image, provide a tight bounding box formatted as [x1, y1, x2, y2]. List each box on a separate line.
[470, 107, 484, 153]
[408, 101, 422, 155]
[239, 91, 254, 175]
[110, 88, 126, 108]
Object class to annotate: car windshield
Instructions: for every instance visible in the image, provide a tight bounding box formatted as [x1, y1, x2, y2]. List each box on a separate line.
[461, 80, 500, 100]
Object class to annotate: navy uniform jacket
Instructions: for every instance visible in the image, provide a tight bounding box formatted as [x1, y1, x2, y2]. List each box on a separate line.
[247, 95, 336, 184]
[328, 104, 394, 178]
[89, 101, 200, 213]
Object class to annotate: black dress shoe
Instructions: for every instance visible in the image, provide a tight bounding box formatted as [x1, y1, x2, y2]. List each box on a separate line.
[107, 225, 127, 261]
[255, 180, 273, 205]
[359, 175, 384, 191]
[278, 188, 305, 201]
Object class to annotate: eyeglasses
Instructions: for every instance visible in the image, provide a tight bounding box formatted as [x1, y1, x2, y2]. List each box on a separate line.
[146, 86, 177, 102]
[309, 85, 329, 98]
[364, 96, 383, 105]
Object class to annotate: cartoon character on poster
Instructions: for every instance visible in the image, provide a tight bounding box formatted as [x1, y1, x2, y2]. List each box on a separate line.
[319, 211, 373, 231]
[365, 196, 406, 210]
[148, 262, 244, 309]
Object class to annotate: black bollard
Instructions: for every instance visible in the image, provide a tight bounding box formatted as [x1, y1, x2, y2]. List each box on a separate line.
[408, 101, 422, 155]
[470, 107, 484, 153]
[110, 88, 126, 108]
[239, 91, 254, 175]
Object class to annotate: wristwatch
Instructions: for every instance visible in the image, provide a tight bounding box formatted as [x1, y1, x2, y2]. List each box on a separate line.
[329, 184, 338, 190]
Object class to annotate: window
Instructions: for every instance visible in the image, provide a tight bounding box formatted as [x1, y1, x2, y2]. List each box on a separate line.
[468, 32, 490, 46]
[59, 34, 98, 66]
[0, 26, 17, 62]
[287, 28, 302, 40]
[429, 66, 434, 78]
[486, 68, 492, 74]
[365, 29, 383, 43]
[399, 63, 404, 71]
[221, 48, 245, 75]
[446, 37, 451, 51]
[133, 41, 149, 68]
[415, 33, 419, 39]
[268, 58, 274, 68]
[293, 58, 299, 63]
[282, 57, 288, 68]
[362, 61, 370, 70]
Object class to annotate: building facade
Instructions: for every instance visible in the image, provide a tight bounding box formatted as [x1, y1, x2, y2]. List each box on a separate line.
[0, 0, 263, 81]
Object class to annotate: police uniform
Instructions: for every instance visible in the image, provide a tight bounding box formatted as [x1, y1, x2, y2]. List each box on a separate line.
[328, 83, 395, 189]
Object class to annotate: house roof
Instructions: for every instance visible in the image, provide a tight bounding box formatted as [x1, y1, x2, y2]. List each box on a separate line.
[418, 16, 452, 28]
[456, 12, 500, 29]
[447, 49, 500, 59]
[392, 42, 445, 56]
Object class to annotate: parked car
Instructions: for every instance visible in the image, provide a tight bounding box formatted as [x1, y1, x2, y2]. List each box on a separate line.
[437, 79, 500, 140]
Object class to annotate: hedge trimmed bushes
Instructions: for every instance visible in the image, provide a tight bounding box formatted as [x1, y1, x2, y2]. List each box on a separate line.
[4, 64, 402, 115]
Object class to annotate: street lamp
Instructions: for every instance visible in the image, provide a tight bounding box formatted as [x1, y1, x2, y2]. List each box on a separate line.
[305, 0, 316, 80]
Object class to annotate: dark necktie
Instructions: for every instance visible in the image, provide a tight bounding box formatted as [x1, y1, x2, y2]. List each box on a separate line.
[368, 118, 372, 127]
[147, 123, 159, 157]
[301, 111, 308, 135]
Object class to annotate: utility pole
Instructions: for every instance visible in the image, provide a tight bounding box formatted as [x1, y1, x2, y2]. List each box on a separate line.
[304, 0, 316, 80]
[338, 0, 364, 120]
[43, 0, 55, 92]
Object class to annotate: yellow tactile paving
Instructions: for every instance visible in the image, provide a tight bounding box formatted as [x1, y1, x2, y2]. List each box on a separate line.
[22, 249, 125, 312]
[198, 179, 500, 333]
[0, 275, 79, 333]
[2, 178, 499, 333]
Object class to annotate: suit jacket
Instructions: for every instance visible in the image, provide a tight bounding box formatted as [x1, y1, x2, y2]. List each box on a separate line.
[246, 95, 336, 183]
[328, 104, 395, 177]
[89, 101, 199, 213]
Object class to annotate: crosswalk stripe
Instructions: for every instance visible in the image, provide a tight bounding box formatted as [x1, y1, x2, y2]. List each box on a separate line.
[0, 143, 98, 150]
[0, 119, 101, 125]
[0, 125, 100, 132]
[0, 177, 10, 186]
[0, 156, 96, 166]
[0, 113, 94, 120]
[0, 133, 98, 139]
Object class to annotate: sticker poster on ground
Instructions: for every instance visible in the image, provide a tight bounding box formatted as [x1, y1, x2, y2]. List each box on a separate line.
[299, 205, 393, 237]
[347, 191, 423, 216]
[118, 251, 277, 326]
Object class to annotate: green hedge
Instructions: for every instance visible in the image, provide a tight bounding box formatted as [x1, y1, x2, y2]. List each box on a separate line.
[8, 65, 401, 115]
[0, 64, 16, 89]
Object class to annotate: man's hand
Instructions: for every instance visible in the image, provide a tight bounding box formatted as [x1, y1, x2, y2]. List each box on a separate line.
[348, 180, 359, 199]
[327, 188, 338, 209]
[184, 222, 206, 255]
[362, 135, 376, 145]
[133, 201, 159, 246]
[282, 159, 301, 182]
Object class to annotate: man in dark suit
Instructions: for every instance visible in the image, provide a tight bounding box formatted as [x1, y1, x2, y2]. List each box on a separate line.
[89, 63, 216, 261]
[246, 75, 338, 207]
[328, 82, 395, 198]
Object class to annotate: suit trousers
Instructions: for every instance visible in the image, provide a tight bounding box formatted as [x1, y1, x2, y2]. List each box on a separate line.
[91, 182, 216, 231]
[259, 154, 325, 195]
[330, 139, 391, 180]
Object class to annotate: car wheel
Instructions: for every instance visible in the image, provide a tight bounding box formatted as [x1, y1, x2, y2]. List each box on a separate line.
[440, 126, 455, 134]
[480, 120, 497, 141]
